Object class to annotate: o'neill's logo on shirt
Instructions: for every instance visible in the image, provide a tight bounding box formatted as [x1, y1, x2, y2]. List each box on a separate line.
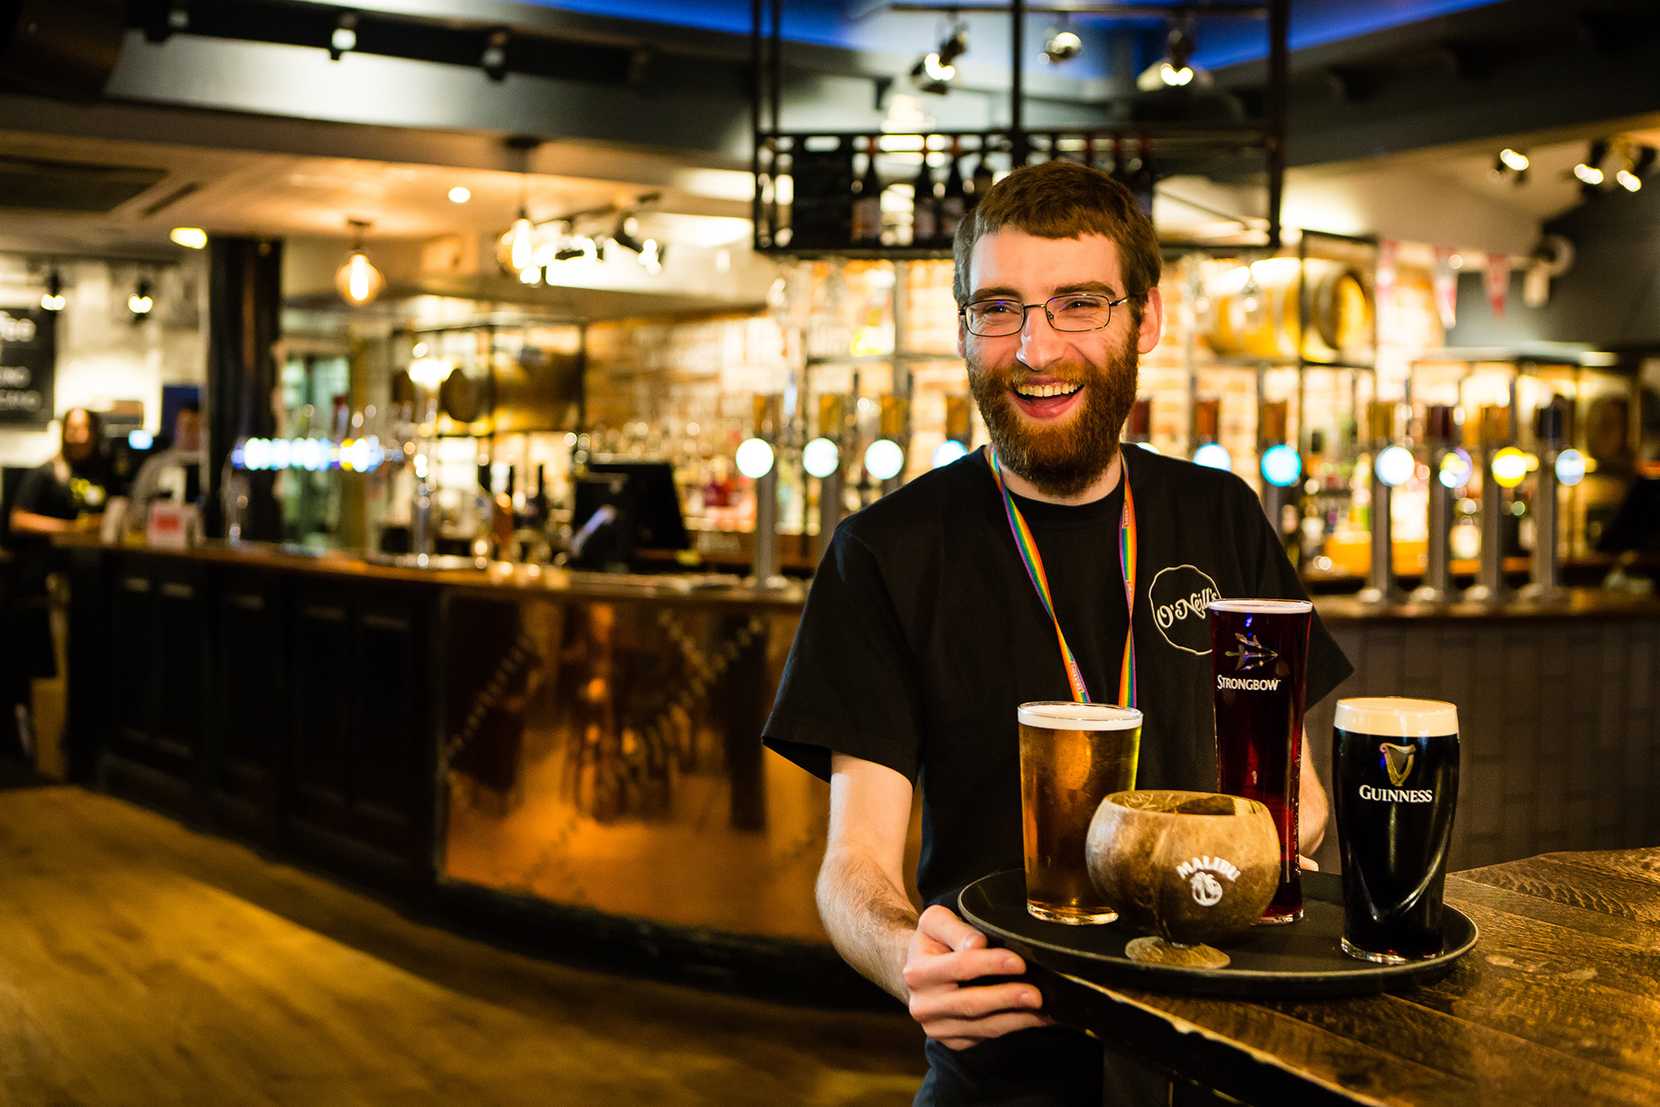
[1175, 855, 1240, 907]
[1149, 565, 1222, 656]
[1359, 742, 1434, 803]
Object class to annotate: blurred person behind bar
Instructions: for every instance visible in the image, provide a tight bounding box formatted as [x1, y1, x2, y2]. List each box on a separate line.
[764, 162, 1353, 1105]
[5, 408, 110, 755]
[127, 402, 204, 525]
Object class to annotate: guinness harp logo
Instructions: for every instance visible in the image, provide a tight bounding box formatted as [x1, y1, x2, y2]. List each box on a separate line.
[1381, 743, 1416, 788]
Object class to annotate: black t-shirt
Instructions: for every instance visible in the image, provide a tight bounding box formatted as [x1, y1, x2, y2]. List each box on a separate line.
[10, 462, 95, 596]
[763, 445, 1353, 912]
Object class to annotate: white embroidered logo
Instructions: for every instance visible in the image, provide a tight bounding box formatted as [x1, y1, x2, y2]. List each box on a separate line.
[1148, 564, 1222, 656]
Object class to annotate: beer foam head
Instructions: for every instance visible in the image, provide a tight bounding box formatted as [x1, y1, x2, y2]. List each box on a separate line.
[1018, 701, 1143, 731]
[1206, 598, 1313, 614]
[1334, 697, 1458, 738]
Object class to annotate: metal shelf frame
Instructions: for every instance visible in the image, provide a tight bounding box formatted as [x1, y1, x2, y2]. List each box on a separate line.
[750, 0, 1290, 258]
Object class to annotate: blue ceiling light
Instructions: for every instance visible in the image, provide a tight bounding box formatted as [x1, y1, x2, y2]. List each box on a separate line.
[524, 1, 1508, 71]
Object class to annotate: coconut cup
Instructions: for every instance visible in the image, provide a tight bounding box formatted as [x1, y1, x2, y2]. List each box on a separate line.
[1085, 790, 1281, 968]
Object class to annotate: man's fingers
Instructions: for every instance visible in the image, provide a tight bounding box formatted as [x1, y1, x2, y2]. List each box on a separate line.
[918, 905, 987, 952]
[903, 947, 1025, 990]
[927, 1012, 1053, 1044]
[909, 982, 1042, 1023]
[1299, 854, 1320, 872]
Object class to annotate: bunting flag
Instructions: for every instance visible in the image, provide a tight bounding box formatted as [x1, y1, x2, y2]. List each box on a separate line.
[1484, 253, 1511, 318]
[1433, 246, 1459, 330]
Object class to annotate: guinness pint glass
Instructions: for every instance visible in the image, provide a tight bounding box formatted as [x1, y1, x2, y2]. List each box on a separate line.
[1333, 697, 1460, 963]
[1018, 702, 1143, 924]
[1208, 598, 1314, 924]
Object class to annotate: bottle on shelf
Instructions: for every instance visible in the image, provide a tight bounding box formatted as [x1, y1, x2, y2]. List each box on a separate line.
[911, 138, 938, 249]
[939, 137, 967, 243]
[968, 136, 995, 208]
[492, 465, 516, 559]
[852, 136, 884, 248]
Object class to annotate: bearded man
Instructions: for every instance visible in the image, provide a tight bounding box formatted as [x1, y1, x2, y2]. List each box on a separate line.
[764, 161, 1353, 1105]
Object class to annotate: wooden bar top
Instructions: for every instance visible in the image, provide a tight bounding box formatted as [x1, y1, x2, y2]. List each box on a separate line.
[1040, 848, 1660, 1106]
[50, 533, 808, 610]
[51, 534, 1660, 620]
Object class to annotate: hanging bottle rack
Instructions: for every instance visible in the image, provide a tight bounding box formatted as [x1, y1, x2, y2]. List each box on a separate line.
[750, 0, 1290, 259]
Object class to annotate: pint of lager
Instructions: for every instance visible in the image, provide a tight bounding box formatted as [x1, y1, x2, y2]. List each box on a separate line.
[1207, 598, 1314, 924]
[1333, 697, 1460, 963]
[1017, 702, 1143, 924]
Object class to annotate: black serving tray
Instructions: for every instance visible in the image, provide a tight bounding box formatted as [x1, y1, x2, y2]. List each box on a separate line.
[959, 869, 1477, 999]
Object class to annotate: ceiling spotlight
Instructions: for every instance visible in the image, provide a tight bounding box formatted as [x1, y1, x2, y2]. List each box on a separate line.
[128, 278, 155, 320]
[335, 219, 385, 306]
[40, 269, 65, 312]
[482, 28, 509, 82]
[1136, 19, 1207, 91]
[1042, 20, 1082, 65]
[911, 19, 967, 94]
[1616, 146, 1655, 193]
[448, 185, 472, 204]
[611, 213, 646, 254]
[329, 13, 358, 60]
[1573, 140, 1608, 188]
[169, 226, 208, 250]
[1497, 147, 1530, 173]
[638, 238, 663, 275]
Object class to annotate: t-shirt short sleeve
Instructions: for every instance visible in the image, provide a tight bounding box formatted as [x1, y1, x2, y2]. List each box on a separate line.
[14, 465, 72, 520]
[1229, 476, 1354, 708]
[762, 522, 924, 784]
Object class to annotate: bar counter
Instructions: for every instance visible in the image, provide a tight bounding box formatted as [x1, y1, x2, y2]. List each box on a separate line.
[51, 535, 1660, 997]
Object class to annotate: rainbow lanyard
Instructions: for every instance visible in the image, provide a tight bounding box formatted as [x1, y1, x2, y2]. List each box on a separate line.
[988, 448, 1137, 709]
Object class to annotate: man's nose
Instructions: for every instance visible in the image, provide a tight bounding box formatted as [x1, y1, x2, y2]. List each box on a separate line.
[1016, 305, 1069, 370]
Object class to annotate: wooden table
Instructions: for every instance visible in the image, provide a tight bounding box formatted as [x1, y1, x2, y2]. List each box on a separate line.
[1035, 849, 1660, 1105]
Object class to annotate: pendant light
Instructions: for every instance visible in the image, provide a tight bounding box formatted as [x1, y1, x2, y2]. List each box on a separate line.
[495, 136, 543, 280]
[335, 219, 385, 307]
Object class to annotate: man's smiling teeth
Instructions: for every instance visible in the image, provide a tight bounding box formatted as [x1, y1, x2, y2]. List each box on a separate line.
[1014, 382, 1083, 399]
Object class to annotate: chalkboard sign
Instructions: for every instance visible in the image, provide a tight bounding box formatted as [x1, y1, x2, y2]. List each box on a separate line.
[0, 306, 55, 425]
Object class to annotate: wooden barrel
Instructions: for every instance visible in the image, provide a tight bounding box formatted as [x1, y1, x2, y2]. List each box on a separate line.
[1204, 258, 1373, 364]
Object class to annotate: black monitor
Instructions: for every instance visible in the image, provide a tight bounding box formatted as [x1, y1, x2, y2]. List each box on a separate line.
[582, 459, 690, 556]
[574, 461, 690, 570]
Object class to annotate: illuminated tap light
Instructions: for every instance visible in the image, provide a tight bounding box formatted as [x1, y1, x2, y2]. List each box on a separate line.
[1192, 442, 1231, 471]
[802, 437, 841, 479]
[735, 437, 776, 480]
[931, 439, 969, 469]
[1490, 446, 1529, 489]
[864, 439, 906, 482]
[1438, 448, 1474, 490]
[1260, 444, 1302, 488]
[1374, 445, 1416, 488]
[1554, 448, 1586, 487]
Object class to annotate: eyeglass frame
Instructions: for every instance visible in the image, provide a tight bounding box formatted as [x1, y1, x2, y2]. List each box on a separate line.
[957, 290, 1141, 337]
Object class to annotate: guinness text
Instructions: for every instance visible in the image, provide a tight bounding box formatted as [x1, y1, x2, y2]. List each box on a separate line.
[1358, 784, 1434, 803]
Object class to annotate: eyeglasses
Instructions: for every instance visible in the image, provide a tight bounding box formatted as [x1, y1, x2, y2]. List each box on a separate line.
[959, 292, 1136, 337]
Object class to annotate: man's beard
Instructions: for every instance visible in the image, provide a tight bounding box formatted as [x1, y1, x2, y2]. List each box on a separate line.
[968, 329, 1140, 499]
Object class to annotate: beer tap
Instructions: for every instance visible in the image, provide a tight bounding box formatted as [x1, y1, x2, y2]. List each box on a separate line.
[1463, 405, 1512, 604]
[1520, 400, 1575, 602]
[1257, 400, 1302, 559]
[803, 394, 849, 563]
[864, 393, 908, 497]
[736, 393, 786, 589]
[1410, 405, 1460, 604]
[932, 393, 974, 469]
[1358, 401, 1409, 605]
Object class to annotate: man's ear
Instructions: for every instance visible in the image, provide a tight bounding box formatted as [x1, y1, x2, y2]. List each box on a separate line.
[956, 316, 967, 359]
[1137, 286, 1164, 355]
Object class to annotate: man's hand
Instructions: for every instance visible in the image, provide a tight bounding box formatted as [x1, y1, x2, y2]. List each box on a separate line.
[902, 904, 1050, 1051]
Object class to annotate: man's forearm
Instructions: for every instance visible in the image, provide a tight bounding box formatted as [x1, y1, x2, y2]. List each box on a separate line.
[816, 848, 918, 1002]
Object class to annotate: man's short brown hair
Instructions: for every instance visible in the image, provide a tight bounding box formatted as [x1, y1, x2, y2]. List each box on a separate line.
[952, 160, 1161, 313]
